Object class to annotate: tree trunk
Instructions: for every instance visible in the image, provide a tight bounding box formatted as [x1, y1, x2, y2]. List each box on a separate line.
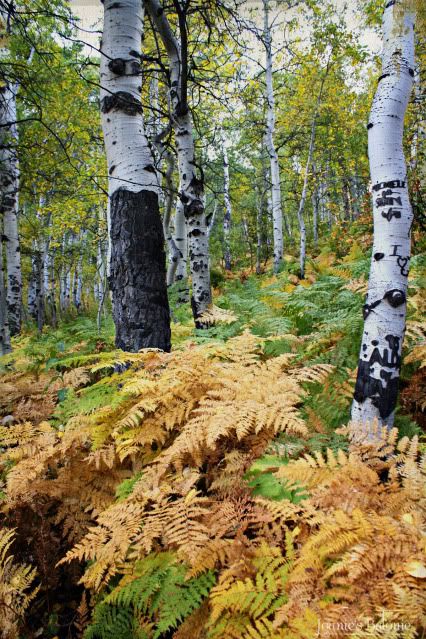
[352, 4, 415, 430]
[312, 161, 319, 247]
[146, 0, 211, 326]
[296, 117, 316, 279]
[0, 216, 11, 354]
[221, 129, 232, 271]
[0, 75, 22, 335]
[263, 0, 283, 273]
[100, 0, 170, 351]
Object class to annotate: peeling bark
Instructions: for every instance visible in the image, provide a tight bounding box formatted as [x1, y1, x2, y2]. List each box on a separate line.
[352, 3, 415, 429]
[101, 0, 170, 351]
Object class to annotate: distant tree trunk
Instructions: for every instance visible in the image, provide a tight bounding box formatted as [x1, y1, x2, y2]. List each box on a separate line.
[221, 129, 232, 271]
[255, 183, 264, 275]
[60, 235, 71, 313]
[296, 117, 316, 279]
[262, 0, 283, 273]
[0, 70, 22, 334]
[352, 4, 415, 430]
[0, 216, 11, 354]
[100, 0, 170, 351]
[146, 0, 211, 326]
[73, 255, 83, 312]
[27, 253, 38, 319]
[312, 161, 319, 247]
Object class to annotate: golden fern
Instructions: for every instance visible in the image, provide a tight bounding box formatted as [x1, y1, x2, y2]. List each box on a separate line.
[0, 529, 39, 639]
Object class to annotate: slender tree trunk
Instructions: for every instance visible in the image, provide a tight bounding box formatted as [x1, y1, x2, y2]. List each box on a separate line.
[159, 143, 181, 287]
[296, 117, 316, 279]
[352, 4, 415, 430]
[73, 256, 83, 312]
[255, 183, 263, 275]
[0, 216, 11, 354]
[146, 0, 211, 326]
[0, 77, 22, 335]
[28, 253, 38, 319]
[312, 161, 319, 247]
[100, 0, 170, 351]
[221, 129, 232, 271]
[262, 0, 283, 273]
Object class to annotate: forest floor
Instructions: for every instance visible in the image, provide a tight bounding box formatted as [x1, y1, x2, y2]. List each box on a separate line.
[0, 219, 425, 639]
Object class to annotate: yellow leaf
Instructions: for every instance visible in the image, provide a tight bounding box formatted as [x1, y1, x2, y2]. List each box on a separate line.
[405, 561, 426, 578]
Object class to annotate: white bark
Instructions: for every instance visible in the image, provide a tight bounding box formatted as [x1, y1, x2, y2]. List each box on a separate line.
[296, 116, 316, 279]
[0, 35, 22, 334]
[60, 236, 71, 312]
[0, 216, 11, 354]
[312, 161, 319, 246]
[100, 0, 170, 352]
[146, 0, 211, 323]
[263, 0, 283, 273]
[352, 3, 415, 430]
[221, 128, 232, 271]
[162, 150, 181, 287]
[100, 1, 158, 198]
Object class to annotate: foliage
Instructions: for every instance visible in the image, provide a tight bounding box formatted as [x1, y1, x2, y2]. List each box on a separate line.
[0, 528, 39, 639]
[0, 241, 425, 637]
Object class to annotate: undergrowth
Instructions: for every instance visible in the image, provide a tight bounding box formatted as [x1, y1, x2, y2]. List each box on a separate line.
[0, 237, 425, 639]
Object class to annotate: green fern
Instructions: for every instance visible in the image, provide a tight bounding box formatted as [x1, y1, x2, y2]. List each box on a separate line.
[85, 552, 215, 639]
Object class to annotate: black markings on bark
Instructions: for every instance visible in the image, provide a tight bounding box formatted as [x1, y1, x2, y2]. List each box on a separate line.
[106, 2, 123, 9]
[367, 123, 374, 129]
[101, 92, 142, 116]
[376, 189, 402, 208]
[108, 58, 127, 75]
[109, 58, 140, 76]
[109, 188, 171, 352]
[374, 252, 384, 261]
[391, 244, 402, 256]
[372, 180, 405, 191]
[143, 164, 156, 174]
[384, 289, 405, 307]
[354, 335, 401, 419]
[382, 207, 401, 221]
[363, 299, 381, 319]
[397, 256, 409, 276]
[378, 73, 390, 82]
[409, 68, 414, 77]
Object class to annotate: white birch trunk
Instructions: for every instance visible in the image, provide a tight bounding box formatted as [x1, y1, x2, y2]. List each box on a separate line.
[296, 116, 316, 279]
[174, 198, 188, 283]
[262, 0, 283, 273]
[0, 23, 22, 335]
[73, 241, 83, 312]
[221, 129, 232, 271]
[146, 0, 211, 325]
[100, 0, 170, 351]
[0, 216, 11, 354]
[312, 161, 319, 247]
[352, 3, 415, 430]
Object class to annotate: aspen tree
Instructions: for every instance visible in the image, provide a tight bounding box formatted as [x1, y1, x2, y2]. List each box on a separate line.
[221, 128, 232, 271]
[262, 0, 283, 273]
[146, 0, 211, 326]
[352, 1, 415, 428]
[100, 0, 170, 351]
[0, 7, 22, 335]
